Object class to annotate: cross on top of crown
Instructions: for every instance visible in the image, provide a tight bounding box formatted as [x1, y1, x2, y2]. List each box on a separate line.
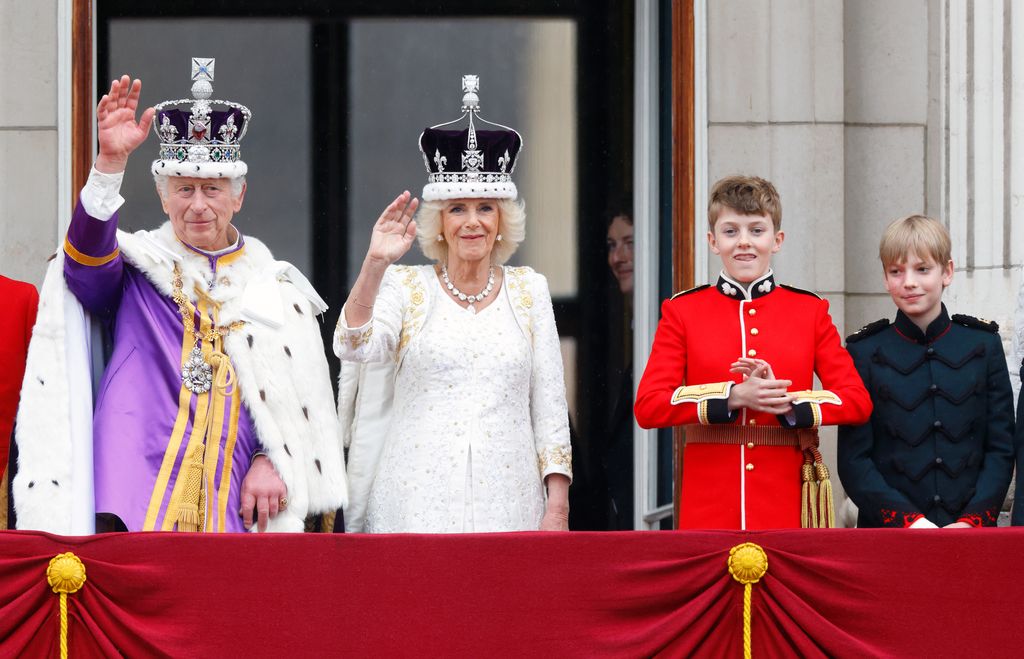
[192, 58, 215, 83]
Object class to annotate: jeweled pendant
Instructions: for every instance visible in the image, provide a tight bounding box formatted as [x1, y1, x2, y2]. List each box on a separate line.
[467, 304, 477, 315]
[181, 345, 213, 394]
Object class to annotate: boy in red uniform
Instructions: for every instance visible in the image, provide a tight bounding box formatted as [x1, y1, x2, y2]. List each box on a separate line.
[634, 175, 872, 529]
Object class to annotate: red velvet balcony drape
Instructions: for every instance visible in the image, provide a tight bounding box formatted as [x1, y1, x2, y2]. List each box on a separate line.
[1, 529, 1021, 657]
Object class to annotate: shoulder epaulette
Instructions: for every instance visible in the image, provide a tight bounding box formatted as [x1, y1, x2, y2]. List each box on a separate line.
[952, 313, 999, 333]
[670, 284, 710, 300]
[780, 284, 821, 299]
[846, 318, 890, 343]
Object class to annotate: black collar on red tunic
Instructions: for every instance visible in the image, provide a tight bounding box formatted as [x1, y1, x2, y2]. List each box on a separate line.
[893, 304, 951, 345]
[715, 270, 776, 301]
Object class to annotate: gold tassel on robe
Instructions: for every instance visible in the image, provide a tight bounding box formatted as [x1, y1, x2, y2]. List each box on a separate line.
[176, 347, 235, 532]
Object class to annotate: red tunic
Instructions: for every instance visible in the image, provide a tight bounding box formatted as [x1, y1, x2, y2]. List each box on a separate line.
[0, 275, 38, 483]
[635, 272, 871, 529]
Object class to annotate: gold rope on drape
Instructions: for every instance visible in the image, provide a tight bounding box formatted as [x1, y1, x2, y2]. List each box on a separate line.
[728, 543, 768, 659]
[46, 552, 87, 659]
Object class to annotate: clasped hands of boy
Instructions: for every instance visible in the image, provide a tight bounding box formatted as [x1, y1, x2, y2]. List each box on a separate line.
[726, 357, 794, 415]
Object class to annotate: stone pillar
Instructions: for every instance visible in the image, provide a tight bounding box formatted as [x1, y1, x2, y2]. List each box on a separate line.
[0, 1, 59, 287]
[706, 0, 852, 520]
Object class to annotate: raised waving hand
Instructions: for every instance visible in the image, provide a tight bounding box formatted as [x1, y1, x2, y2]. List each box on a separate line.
[364, 191, 420, 267]
[342, 191, 421, 328]
[95, 75, 156, 174]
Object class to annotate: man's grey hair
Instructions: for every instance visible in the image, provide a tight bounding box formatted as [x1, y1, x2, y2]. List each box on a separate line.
[154, 174, 246, 198]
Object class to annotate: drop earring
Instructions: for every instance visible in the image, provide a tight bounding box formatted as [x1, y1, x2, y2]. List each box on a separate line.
[496, 234, 503, 242]
[436, 235, 444, 242]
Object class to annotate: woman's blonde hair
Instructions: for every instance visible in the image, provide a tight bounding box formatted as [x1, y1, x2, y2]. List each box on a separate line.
[878, 214, 951, 268]
[416, 198, 526, 265]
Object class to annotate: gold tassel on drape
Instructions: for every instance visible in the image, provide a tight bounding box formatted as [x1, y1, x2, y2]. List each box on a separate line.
[728, 543, 768, 659]
[47, 552, 87, 659]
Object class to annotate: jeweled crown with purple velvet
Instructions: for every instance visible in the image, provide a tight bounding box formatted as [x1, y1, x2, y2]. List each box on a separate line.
[150, 57, 251, 179]
[418, 75, 523, 201]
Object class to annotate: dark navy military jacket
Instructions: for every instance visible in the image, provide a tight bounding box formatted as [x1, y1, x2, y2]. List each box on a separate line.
[838, 305, 1014, 527]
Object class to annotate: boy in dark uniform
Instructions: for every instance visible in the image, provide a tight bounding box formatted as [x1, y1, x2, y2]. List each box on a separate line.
[838, 215, 1014, 528]
[635, 175, 872, 530]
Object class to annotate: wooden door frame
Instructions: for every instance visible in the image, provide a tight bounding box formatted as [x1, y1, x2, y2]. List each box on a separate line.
[671, 0, 696, 527]
[71, 0, 94, 203]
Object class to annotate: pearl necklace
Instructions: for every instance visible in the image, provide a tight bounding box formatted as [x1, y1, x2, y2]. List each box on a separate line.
[441, 264, 495, 314]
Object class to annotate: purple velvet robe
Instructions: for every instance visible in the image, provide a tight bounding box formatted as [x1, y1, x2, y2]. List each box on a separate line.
[64, 202, 258, 532]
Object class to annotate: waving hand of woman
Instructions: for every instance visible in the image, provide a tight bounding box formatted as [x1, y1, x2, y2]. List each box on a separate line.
[344, 191, 420, 327]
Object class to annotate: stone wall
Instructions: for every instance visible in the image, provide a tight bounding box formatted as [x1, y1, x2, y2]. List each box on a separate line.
[0, 0, 59, 288]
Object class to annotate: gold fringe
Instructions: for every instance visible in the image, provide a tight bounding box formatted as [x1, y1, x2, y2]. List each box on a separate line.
[800, 463, 816, 528]
[176, 447, 206, 532]
[800, 448, 837, 529]
[816, 463, 835, 528]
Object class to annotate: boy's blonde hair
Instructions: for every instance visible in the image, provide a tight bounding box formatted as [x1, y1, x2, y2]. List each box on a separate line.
[878, 214, 951, 267]
[707, 175, 782, 231]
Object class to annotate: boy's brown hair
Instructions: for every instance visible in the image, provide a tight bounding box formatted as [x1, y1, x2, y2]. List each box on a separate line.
[878, 214, 952, 268]
[707, 175, 782, 231]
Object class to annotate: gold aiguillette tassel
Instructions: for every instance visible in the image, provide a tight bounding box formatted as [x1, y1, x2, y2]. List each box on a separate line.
[176, 445, 206, 532]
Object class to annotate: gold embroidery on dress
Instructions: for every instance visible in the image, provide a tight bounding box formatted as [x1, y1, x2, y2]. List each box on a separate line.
[397, 266, 427, 359]
[348, 326, 374, 350]
[505, 267, 534, 342]
[538, 446, 573, 477]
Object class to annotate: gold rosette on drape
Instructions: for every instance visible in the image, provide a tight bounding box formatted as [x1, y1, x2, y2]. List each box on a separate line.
[728, 543, 768, 659]
[47, 552, 87, 659]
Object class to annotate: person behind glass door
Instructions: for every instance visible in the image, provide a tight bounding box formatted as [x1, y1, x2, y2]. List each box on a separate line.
[336, 75, 572, 533]
[604, 210, 635, 529]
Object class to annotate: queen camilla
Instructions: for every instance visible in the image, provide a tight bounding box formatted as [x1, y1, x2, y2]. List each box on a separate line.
[335, 76, 572, 533]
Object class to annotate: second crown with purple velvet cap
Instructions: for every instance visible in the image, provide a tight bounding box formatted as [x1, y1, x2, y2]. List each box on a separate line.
[418, 75, 523, 202]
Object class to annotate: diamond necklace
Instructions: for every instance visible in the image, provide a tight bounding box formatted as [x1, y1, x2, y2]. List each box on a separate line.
[441, 264, 495, 314]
